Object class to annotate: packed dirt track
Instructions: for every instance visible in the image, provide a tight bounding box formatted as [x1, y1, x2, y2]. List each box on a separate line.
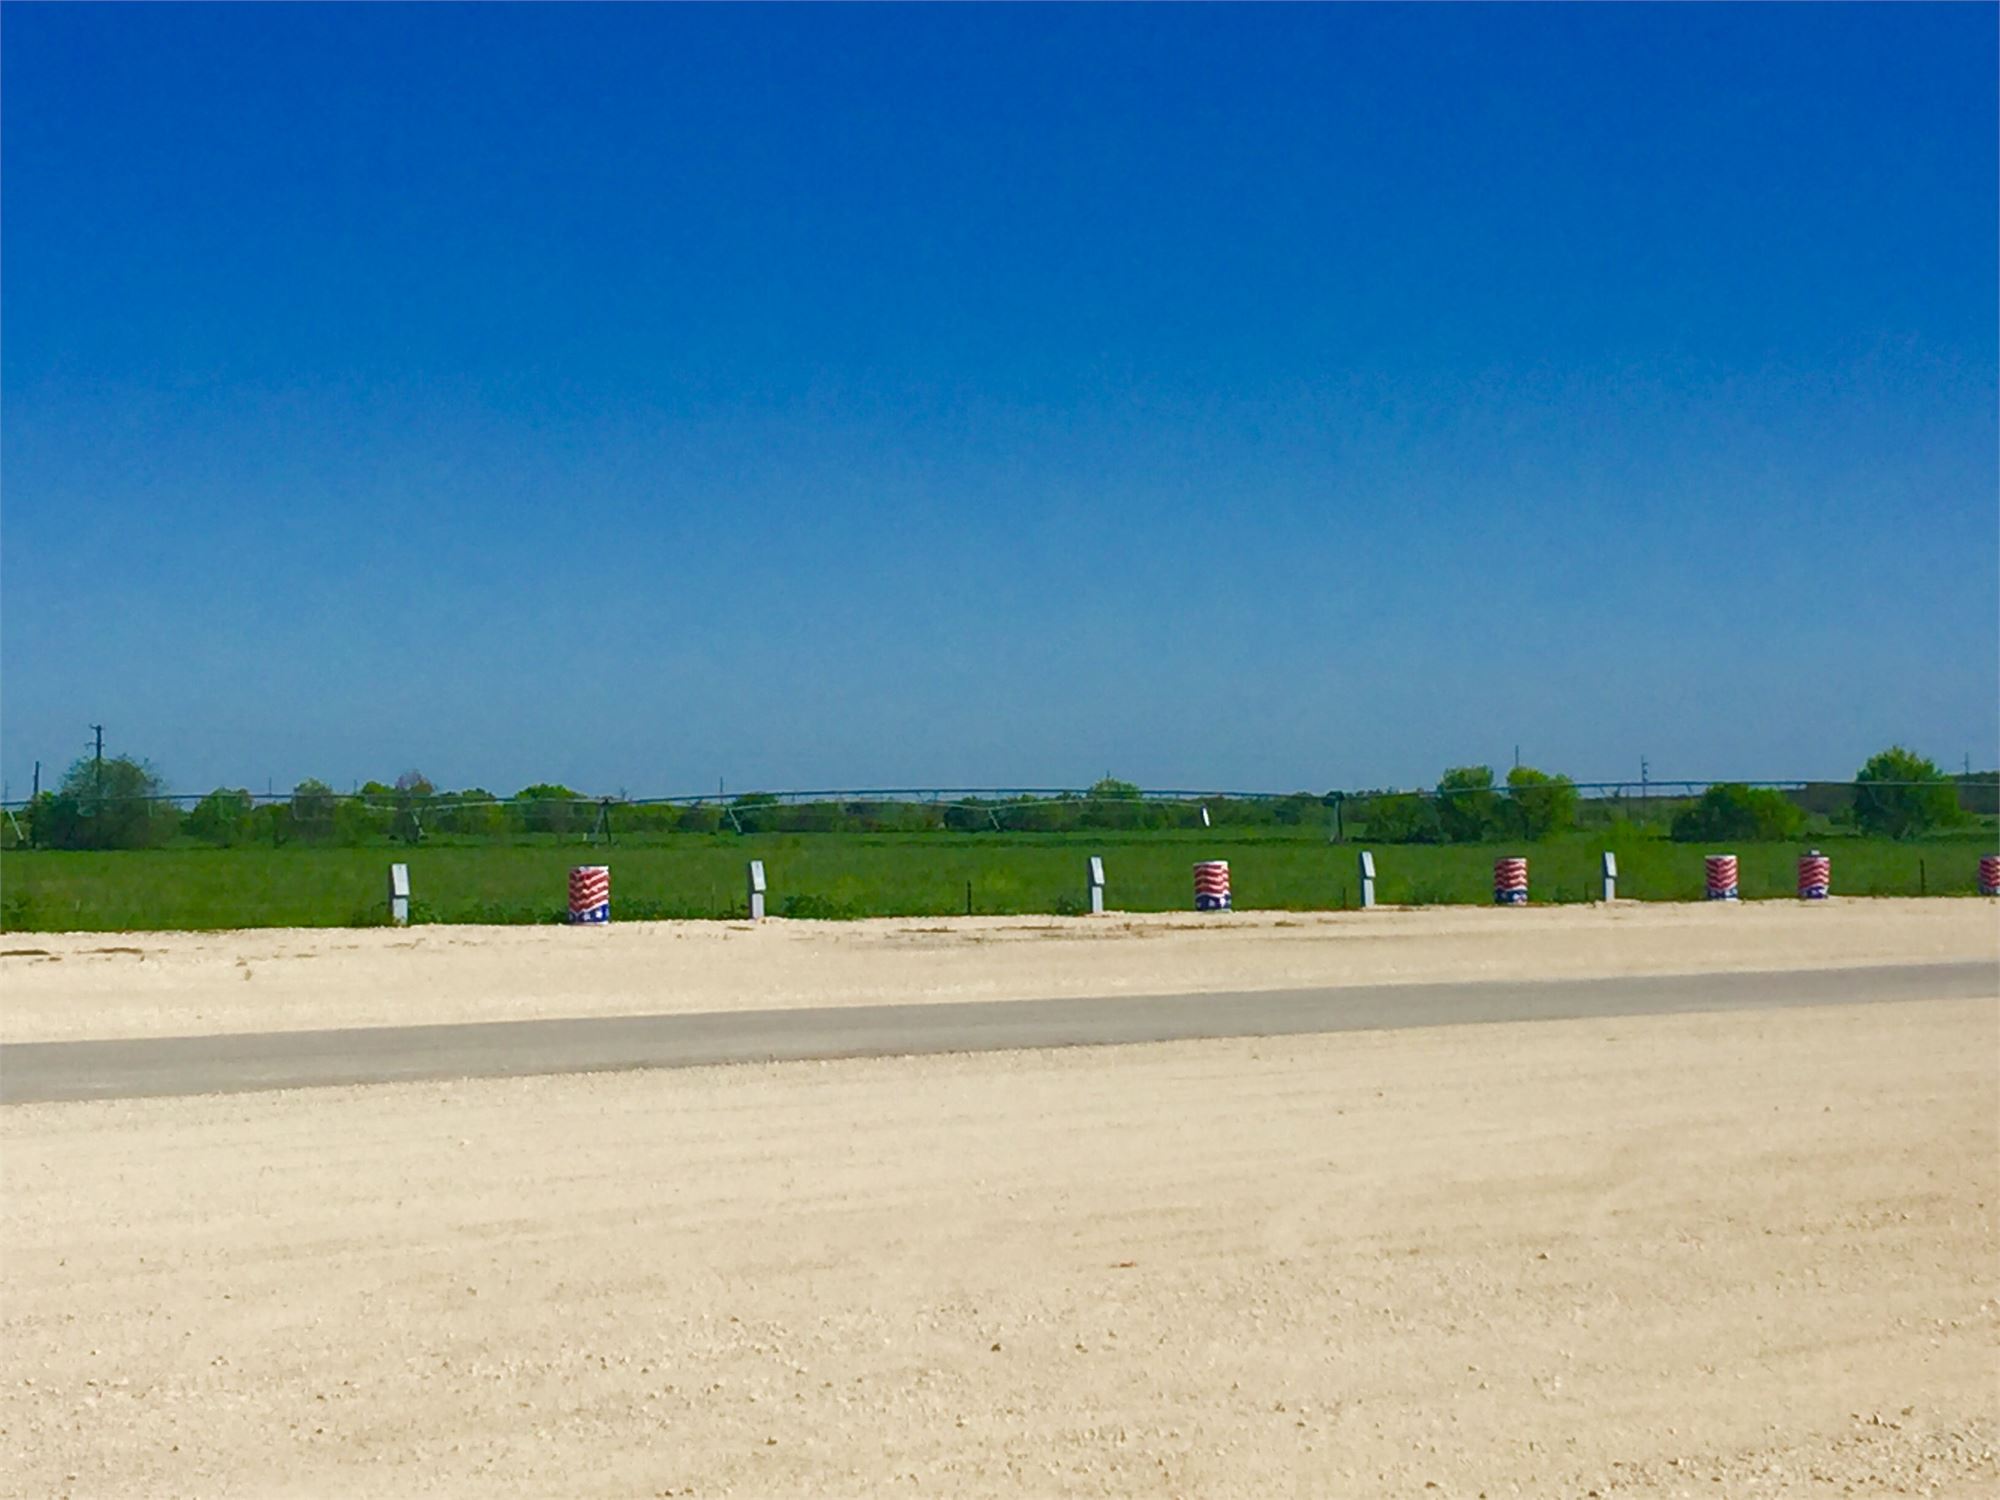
[4, 999, 1996, 1497]
[2, 900, 1996, 1496]
[2, 896, 1993, 1044]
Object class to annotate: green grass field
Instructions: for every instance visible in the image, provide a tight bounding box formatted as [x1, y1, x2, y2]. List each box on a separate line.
[2, 829, 1993, 932]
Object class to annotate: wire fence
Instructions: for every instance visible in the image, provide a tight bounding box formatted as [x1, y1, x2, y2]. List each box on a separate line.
[3, 777, 1995, 851]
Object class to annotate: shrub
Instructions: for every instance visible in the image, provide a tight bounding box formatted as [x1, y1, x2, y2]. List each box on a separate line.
[186, 788, 256, 846]
[1365, 793, 1442, 844]
[515, 784, 586, 836]
[40, 754, 175, 849]
[1506, 765, 1578, 840]
[334, 797, 393, 846]
[290, 779, 337, 842]
[1671, 783, 1804, 843]
[1436, 766, 1503, 843]
[1853, 747, 1962, 838]
[676, 804, 723, 835]
[434, 789, 508, 837]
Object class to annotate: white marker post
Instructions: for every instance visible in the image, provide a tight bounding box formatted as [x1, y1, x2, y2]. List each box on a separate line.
[1601, 851, 1618, 903]
[747, 860, 767, 921]
[388, 863, 410, 926]
[1088, 856, 1106, 915]
[1358, 850, 1377, 909]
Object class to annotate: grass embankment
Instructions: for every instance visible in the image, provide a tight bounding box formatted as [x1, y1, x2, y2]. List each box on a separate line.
[1, 830, 1993, 932]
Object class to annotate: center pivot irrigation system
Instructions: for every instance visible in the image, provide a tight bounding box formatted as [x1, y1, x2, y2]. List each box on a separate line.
[9, 776, 1994, 848]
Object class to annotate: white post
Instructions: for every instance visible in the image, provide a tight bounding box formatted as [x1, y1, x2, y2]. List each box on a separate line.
[1601, 851, 1618, 903]
[1358, 850, 1377, 909]
[747, 860, 767, 921]
[388, 863, 410, 926]
[1087, 856, 1106, 915]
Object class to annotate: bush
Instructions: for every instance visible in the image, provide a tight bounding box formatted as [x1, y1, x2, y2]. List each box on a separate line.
[1437, 766, 1503, 843]
[676, 804, 723, 834]
[290, 779, 337, 842]
[1853, 747, 1962, 838]
[39, 754, 175, 849]
[1506, 765, 1578, 840]
[333, 797, 393, 846]
[1270, 793, 1322, 827]
[1958, 772, 2000, 818]
[515, 784, 586, 836]
[1671, 784, 1804, 843]
[434, 789, 509, 837]
[186, 788, 256, 846]
[1364, 793, 1442, 844]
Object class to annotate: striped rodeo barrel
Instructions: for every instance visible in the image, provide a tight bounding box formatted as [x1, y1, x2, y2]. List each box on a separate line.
[1493, 857, 1528, 906]
[1797, 851, 1831, 900]
[1981, 855, 2000, 897]
[568, 865, 611, 924]
[1705, 854, 1740, 901]
[1192, 860, 1231, 912]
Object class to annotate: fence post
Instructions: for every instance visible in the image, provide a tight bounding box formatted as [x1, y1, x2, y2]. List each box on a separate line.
[388, 863, 410, 926]
[1087, 856, 1105, 915]
[747, 860, 766, 921]
[1358, 850, 1376, 909]
[1601, 851, 1617, 903]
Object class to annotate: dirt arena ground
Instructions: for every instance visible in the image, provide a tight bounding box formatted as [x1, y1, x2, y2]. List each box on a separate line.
[3, 903, 1997, 1496]
[2, 897, 1992, 1044]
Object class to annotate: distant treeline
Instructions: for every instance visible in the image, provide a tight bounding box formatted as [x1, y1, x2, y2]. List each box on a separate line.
[5, 753, 1991, 852]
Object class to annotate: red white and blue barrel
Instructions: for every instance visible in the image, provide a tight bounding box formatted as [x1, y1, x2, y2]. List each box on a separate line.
[1493, 857, 1528, 905]
[1705, 854, 1739, 901]
[568, 865, 610, 924]
[1193, 860, 1231, 911]
[1797, 852, 1831, 900]
[1980, 855, 2000, 897]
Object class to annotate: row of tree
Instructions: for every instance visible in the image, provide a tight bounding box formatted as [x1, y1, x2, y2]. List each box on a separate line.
[1348, 764, 1581, 844]
[1668, 748, 1969, 843]
[9, 764, 1336, 849]
[7, 747, 1982, 851]
[1337, 748, 1977, 844]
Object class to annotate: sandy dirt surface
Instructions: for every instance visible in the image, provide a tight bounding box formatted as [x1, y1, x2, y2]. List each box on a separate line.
[4, 996, 1997, 1498]
[3, 898, 1994, 1044]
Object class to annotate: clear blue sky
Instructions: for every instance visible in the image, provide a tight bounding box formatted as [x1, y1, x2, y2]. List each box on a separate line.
[3, 4, 1994, 799]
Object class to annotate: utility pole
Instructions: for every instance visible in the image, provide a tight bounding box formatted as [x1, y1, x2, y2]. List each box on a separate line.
[1640, 756, 1649, 824]
[90, 725, 105, 800]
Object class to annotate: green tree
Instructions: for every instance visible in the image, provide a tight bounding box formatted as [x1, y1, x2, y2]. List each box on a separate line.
[16, 791, 57, 848]
[1670, 784, 1804, 843]
[290, 779, 338, 842]
[1506, 765, 1579, 840]
[515, 784, 584, 836]
[186, 787, 256, 846]
[334, 797, 392, 845]
[1436, 766, 1502, 842]
[437, 788, 507, 837]
[1088, 777, 1142, 801]
[676, 803, 723, 834]
[392, 770, 435, 842]
[1853, 747, 1961, 838]
[40, 753, 173, 849]
[1363, 792, 1441, 843]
